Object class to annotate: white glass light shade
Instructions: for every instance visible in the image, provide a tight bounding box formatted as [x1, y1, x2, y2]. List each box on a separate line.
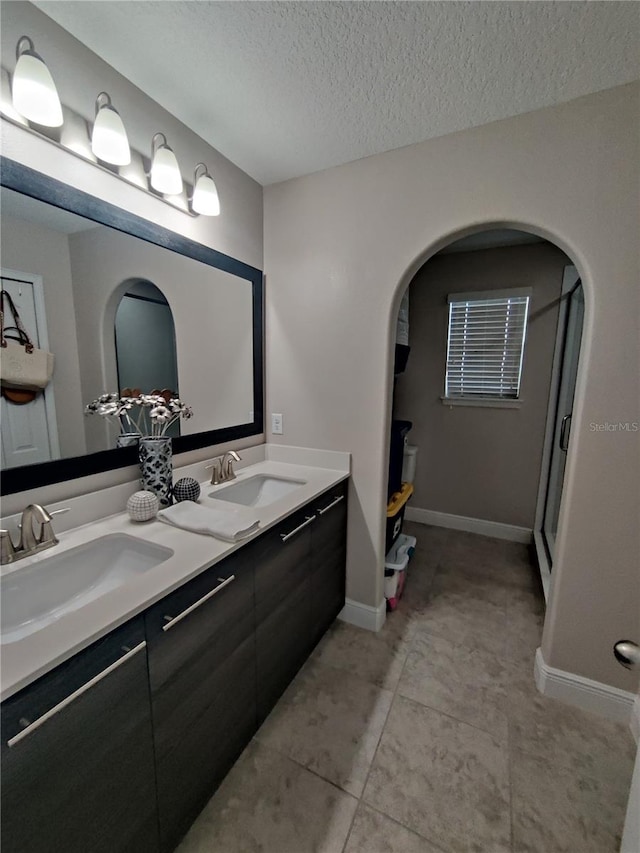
[192, 172, 220, 216]
[12, 42, 63, 127]
[92, 102, 130, 165]
[150, 143, 183, 195]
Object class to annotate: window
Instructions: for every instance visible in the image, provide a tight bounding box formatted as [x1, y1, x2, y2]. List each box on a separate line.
[445, 289, 531, 400]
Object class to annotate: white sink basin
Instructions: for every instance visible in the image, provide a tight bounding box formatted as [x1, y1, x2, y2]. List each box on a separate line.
[1, 534, 173, 644]
[210, 474, 306, 507]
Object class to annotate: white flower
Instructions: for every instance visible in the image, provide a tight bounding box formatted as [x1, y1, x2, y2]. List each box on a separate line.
[150, 405, 172, 424]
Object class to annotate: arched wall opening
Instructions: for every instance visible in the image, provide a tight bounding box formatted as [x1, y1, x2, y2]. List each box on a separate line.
[382, 220, 590, 651]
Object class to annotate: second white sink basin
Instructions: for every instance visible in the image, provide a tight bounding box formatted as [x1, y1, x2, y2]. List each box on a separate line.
[209, 474, 306, 507]
[1, 534, 173, 645]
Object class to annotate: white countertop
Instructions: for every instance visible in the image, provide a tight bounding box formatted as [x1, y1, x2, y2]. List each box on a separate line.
[1, 449, 349, 702]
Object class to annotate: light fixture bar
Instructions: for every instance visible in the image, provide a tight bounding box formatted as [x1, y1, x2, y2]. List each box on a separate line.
[0, 107, 198, 217]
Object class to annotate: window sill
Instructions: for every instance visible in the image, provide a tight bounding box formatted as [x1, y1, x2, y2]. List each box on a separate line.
[440, 396, 524, 409]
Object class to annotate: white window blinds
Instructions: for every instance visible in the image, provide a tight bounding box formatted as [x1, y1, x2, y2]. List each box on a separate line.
[445, 291, 530, 399]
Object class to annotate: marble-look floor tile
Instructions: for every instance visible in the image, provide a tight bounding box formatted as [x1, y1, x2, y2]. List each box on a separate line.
[507, 678, 636, 790]
[511, 749, 631, 853]
[441, 532, 537, 590]
[400, 559, 439, 613]
[313, 613, 415, 690]
[403, 522, 452, 559]
[175, 740, 358, 853]
[344, 803, 444, 853]
[410, 588, 508, 657]
[398, 630, 509, 741]
[364, 695, 511, 853]
[430, 564, 510, 607]
[256, 659, 393, 797]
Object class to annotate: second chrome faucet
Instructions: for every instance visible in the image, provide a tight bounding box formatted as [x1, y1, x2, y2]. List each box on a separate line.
[207, 450, 241, 485]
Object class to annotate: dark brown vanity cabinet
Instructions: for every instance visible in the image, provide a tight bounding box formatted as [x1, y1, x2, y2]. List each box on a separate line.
[0, 477, 348, 853]
[0, 618, 158, 853]
[310, 485, 348, 645]
[254, 481, 348, 723]
[254, 508, 315, 723]
[144, 547, 256, 853]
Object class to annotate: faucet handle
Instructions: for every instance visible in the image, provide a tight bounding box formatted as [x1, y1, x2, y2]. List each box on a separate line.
[205, 457, 224, 485]
[39, 508, 70, 546]
[222, 450, 241, 481]
[49, 507, 70, 519]
[1, 530, 17, 565]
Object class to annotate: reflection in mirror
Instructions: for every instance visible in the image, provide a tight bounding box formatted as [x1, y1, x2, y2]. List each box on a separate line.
[0, 160, 263, 494]
[114, 281, 180, 440]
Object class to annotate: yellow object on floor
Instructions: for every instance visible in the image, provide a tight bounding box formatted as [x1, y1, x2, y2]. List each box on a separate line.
[387, 482, 414, 516]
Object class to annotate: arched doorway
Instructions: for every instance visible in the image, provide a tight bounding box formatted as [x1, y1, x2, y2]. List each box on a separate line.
[385, 224, 586, 606]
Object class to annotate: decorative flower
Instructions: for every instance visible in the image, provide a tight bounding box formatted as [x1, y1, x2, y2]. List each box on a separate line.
[85, 392, 193, 438]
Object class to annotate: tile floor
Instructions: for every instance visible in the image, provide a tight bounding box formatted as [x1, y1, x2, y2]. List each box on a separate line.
[177, 522, 636, 853]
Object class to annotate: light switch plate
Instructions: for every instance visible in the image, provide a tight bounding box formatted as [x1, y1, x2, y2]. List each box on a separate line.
[271, 413, 283, 435]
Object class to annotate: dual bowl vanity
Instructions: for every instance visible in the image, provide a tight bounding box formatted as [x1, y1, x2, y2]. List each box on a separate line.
[1, 451, 350, 853]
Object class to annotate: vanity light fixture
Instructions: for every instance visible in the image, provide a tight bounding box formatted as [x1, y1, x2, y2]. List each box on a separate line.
[12, 35, 63, 127]
[4, 35, 221, 217]
[150, 132, 183, 195]
[91, 92, 131, 165]
[191, 162, 220, 216]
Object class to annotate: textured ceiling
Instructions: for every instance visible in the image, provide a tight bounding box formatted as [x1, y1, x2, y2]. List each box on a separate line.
[34, 1, 640, 185]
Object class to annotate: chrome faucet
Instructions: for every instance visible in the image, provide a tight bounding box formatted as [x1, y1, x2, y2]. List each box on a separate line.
[207, 450, 241, 485]
[221, 450, 241, 482]
[1, 504, 69, 565]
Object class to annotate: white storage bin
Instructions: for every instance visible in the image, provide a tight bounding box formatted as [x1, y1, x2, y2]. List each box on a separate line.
[385, 533, 417, 572]
[402, 445, 418, 484]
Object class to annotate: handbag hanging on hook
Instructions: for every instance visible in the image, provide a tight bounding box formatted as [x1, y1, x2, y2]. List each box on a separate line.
[0, 289, 55, 402]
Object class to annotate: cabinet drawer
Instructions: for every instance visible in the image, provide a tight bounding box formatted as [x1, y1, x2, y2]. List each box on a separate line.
[311, 483, 348, 643]
[253, 508, 314, 624]
[1, 618, 157, 853]
[145, 547, 254, 695]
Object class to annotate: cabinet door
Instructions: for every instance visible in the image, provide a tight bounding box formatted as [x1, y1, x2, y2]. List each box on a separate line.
[310, 482, 348, 644]
[254, 508, 315, 723]
[1, 618, 157, 853]
[145, 548, 255, 853]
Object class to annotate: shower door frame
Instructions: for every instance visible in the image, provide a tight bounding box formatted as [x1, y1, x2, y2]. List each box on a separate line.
[533, 264, 582, 600]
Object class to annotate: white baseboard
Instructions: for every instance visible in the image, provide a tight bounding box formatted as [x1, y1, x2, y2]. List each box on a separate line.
[535, 648, 636, 725]
[405, 507, 532, 544]
[339, 598, 386, 632]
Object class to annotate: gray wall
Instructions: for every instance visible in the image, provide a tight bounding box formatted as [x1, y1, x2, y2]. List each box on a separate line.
[394, 242, 569, 529]
[1, 215, 86, 459]
[264, 82, 639, 693]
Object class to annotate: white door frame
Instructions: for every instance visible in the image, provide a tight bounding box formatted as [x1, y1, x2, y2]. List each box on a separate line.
[533, 264, 579, 600]
[1, 268, 61, 462]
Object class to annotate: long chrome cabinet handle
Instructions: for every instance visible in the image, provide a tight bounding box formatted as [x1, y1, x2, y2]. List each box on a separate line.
[280, 515, 316, 543]
[7, 641, 147, 748]
[317, 495, 344, 516]
[162, 575, 235, 632]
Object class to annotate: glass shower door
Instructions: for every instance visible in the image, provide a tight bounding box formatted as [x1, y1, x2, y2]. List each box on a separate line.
[542, 281, 584, 564]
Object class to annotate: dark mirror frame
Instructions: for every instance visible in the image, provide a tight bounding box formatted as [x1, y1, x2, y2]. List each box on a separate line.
[0, 157, 264, 496]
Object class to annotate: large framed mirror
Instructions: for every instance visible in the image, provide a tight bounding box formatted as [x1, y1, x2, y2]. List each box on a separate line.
[0, 158, 264, 495]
